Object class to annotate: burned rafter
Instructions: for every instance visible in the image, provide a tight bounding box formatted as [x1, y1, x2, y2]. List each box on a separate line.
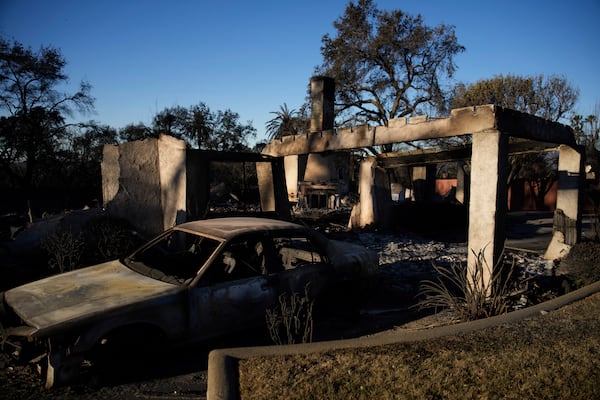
[377, 139, 561, 168]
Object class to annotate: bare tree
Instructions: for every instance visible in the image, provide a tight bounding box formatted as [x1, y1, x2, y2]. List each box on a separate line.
[317, 0, 464, 144]
[0, 37, 94, 190]
[450, 74, 579, 123]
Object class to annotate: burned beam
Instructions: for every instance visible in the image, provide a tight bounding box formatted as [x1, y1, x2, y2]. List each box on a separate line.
[378, 147, 472, 168]
[376, 139, 561, 169]
[263, 105, 577, 158]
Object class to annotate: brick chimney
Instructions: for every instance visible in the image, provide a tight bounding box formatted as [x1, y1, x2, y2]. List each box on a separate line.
[310, 76, 335, 132]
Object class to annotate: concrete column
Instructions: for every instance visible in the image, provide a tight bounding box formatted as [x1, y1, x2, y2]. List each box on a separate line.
[257, 158, 291, 220]
[455, 161, 469, 205]
[284, 155, 299, 202]
[349, 157, 392, 228]
[310, 76, 335, 132]
[101, 144, 119, 206]
[158, 135, 187, 230]
[411, 165, 436, 202]
[467, 131, 509, 288]
[257, 162, 275, 212]
[271, 157, 292, 220]
[545, 145, 584, 259]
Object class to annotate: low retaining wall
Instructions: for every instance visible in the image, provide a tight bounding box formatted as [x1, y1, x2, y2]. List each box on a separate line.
[207, 280, 600, 400]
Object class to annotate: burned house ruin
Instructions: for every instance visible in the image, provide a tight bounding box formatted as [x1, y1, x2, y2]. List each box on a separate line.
[101, 76, 583, 289]
[262, 77, 584, 282]
[101, 136, 290, 238]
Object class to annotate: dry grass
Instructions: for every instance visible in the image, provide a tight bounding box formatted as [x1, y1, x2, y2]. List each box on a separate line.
[418, 249, 519, 321]
[239, 292, 600, 400]
[266, 284, 314, 345]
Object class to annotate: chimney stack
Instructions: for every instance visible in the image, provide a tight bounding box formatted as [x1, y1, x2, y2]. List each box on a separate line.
[310, 76, 335, 132]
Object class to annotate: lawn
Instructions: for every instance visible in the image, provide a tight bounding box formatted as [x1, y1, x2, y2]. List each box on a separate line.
[239, 286, 600, 399]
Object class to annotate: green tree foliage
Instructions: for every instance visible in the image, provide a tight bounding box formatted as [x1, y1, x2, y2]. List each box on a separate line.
[450, 74, 579, 123]
[152, 105, 190, 140]
[71, 123, 118, 163]
[61, 123, 118, 200]
[317, 0, 464, 129]
[571, 110, 599, 148]
[152, 102, 256, 151]
[0, 37, 94, 190]
[209, 108, 256, 151]
[118, 123, 154, 142]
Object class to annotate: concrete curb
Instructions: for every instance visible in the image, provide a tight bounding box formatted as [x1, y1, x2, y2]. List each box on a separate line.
[207, 280, 600, 400]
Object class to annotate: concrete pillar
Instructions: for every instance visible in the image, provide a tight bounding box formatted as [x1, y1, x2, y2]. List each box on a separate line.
[455, 161, 469, 205]
[158, 135, 187, 230]
[411, 165, 436, 202]
[349, 157, 392, 228]
[310, 76, 335, 132]
[257, 162, 275, 212]
[101, 144, 119, 206]
[284, 155, 299, 202]
[271, 157, 292, 220]
[544, 145, 584, 259]
[467, 131, 509, 288]
[257, 158, 291, 220]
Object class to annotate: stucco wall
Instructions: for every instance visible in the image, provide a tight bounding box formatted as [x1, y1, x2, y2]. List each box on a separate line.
[102, 135, 187, 237]
[158, 135, 187, 229]
[101, 144, 119, 206]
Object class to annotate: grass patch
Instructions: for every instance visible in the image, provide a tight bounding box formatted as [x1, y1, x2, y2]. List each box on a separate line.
[239, 292, 600, 400]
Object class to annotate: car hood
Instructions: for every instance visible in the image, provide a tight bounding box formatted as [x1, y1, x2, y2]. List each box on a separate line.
[4, 260, 180, 336]
[326, 239, 378, 278]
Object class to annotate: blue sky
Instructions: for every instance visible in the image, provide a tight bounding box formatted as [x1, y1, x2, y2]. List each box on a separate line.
[1, 0, 599, 145]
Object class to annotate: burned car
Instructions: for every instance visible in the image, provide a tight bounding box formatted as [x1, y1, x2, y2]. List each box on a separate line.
[0, 217, 377, 387]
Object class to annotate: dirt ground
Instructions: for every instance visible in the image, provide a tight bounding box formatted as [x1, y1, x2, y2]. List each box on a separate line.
[1, 231, 599, 400]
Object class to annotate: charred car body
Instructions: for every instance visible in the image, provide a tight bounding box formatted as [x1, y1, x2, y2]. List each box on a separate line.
[0, 217, 377, 387]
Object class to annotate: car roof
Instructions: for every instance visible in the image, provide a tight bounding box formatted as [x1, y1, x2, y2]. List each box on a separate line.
[174, 217, 306, 241]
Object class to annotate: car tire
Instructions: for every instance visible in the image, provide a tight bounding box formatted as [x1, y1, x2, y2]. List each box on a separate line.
[90, 325, 166, 381]
[44, 347, 83, 389]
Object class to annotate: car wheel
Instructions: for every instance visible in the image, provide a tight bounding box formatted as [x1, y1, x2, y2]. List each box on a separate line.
[43, 347, 83, 389]
[91, 325, 166, 378]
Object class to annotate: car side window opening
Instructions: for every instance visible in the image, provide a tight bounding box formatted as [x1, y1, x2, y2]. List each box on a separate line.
[197, 239, 261, 285]
[273, 235, 325, 270]
[127, 230, 220, 284]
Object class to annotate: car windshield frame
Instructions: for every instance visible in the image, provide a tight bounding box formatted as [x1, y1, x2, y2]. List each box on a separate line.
[124, 228, 224, 285]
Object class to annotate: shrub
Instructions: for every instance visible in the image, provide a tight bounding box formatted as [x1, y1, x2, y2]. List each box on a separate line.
[418, 249, 519, 321]
[41, 228, 85, 273]
[266, 284, 314, 345]
[82, 215, 140, 263]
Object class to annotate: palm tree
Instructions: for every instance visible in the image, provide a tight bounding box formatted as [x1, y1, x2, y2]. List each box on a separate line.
[585, 114, 599, 143]
[265, 103, 298, 140]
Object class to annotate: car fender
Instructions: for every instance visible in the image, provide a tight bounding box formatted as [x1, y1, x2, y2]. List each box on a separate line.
[69, 292, 188, 354]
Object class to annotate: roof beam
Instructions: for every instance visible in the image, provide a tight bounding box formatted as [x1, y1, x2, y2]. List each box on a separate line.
[262, 104, 576, 157]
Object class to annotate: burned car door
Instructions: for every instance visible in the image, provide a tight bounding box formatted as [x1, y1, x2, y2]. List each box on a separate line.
[187, 232, 332, 339]
[270, 233, 332, 297]
[188, 237, 277, 338]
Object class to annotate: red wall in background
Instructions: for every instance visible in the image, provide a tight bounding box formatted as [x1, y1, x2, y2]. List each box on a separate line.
[435, 178, 596, 212]
[508, 179, 557, 211]
[435, 179, 457, 198]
